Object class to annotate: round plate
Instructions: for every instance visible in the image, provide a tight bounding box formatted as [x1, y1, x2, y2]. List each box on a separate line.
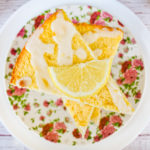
[0, 0, 150, 150]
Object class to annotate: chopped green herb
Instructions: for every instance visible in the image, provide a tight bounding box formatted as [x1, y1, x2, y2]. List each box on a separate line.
[53, 118, 60, 122]
[72, 141, 76, 146]
[40, 132, 43, 137]
[24, 111, 28, 116]
[7, 57, 10, 62]
[104, 17, 110, 22]
[58, 139, 61, 143]
[41, 92, 45, 96]
[26, 89, 30, 92]
[23, 34, 28, 39]
[81, 14, 86, 18]
[90, 121, 94, 125]
[31, 118, 35, 123]
[87, 131, 92, 140]
[135, 99, 139, 104]
[75, 16, 79, 21]
[120, 113, 125, 117]
[4, 74, 8, 79]
[109, 112, 115, 116]
[79, 6, 83, 11]
[45, 9, 50, 13]
[113, 122, 120, 127]
[16, 48, 21, 55]
[57, 129, 64, 134]
[49, 127, 53, 132]
[105, 121, 109, 126]
[96, 15, 100, 20]
[136, 66, 142, 70]
[126, 37, 131, 44]
[37, 109, 41, 114]
[131, 56, 137, 59]
[32, 126, 38, 131]
[32, 26, 35, 33]
[41, 19, 44, 24]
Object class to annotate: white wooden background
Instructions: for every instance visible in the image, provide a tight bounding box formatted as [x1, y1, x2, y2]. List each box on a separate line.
[0, 0, 150, 149]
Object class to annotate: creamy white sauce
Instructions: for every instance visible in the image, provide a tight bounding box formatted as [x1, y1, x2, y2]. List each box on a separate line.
[75, 48, 87, 60]
[51, 12, 76, 65]
[107, 77, 133, 114]
[93, 49, 102, 57]
[83, 28, 122, 44]
[26, 28, 55, 92]
[16, 77, 32, 87]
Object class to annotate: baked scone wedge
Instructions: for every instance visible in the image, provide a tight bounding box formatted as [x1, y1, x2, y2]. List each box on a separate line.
[80, 77, 134, 114]
[64, 100, 98, 135]
[11, 9, 97, 94]
[75, 23, 123, 59]
[10, 10, 133, 134]
[74, 23, 133, 114]
[10, 10, 102, 135]
[10, 16, 133, 114]
[65, 99, 101, 135]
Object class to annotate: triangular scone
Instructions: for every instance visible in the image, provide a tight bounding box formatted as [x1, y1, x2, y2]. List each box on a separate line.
[65, 99, 101, 134]
[64, 100, 94, 135]
[10, 14, 133, 114]
[75, 23, 133, 114]
[75, 23, 123, 59]
[80, 77, 134, 114]
[11, 9, 96, 93]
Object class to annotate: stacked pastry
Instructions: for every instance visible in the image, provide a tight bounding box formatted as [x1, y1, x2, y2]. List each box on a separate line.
[10, 10, 134, 135]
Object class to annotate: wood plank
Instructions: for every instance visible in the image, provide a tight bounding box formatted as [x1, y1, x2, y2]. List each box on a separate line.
[0, 136, 28, 150]
[124, 136, 150, 150]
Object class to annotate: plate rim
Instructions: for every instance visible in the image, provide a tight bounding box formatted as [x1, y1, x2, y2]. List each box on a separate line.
[0, 0, 150, 150]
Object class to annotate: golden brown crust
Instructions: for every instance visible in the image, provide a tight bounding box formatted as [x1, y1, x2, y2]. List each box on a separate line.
[75, 22, 123, 35]
[10, 47, 38, 89]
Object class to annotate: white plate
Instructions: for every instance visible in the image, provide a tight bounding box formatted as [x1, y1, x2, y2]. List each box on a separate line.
[0, 0, 150, 150]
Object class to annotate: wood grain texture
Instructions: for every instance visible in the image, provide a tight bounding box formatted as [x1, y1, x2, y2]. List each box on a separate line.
[0, 0, 150, 150]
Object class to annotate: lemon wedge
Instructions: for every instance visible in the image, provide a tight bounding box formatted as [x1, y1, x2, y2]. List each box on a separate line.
[48, 59, 112, 98]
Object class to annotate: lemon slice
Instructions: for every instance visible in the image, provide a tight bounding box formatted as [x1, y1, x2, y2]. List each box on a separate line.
[48, 59, 112, 98]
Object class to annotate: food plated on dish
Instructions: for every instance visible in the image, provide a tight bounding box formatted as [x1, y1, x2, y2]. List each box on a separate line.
[5, 5, 145, 146]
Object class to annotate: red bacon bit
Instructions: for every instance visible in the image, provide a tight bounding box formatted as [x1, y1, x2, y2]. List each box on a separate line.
[124, 68, 137, 84]
[72, 128, 82, 138]
[43, 100, 49, 107]
[118, 20, 124, 27]
[34, 15, 45, 29]
[55, 98, 63, 106]
[135, 91, 141, 99]
[90, 11, 101, 24]
[121, 61, 131, 73]
[101, 124, 115, 138]
[99, 116, 109, 130]
[44, 131, 59, 143]
[13, 104, 19, 110]
[110, 115, 122, 127]
[10, 48, 17, 56]
[42, 123, 53, 136]
[24, 104, 31, 111]
[54, 122, 66, 133]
